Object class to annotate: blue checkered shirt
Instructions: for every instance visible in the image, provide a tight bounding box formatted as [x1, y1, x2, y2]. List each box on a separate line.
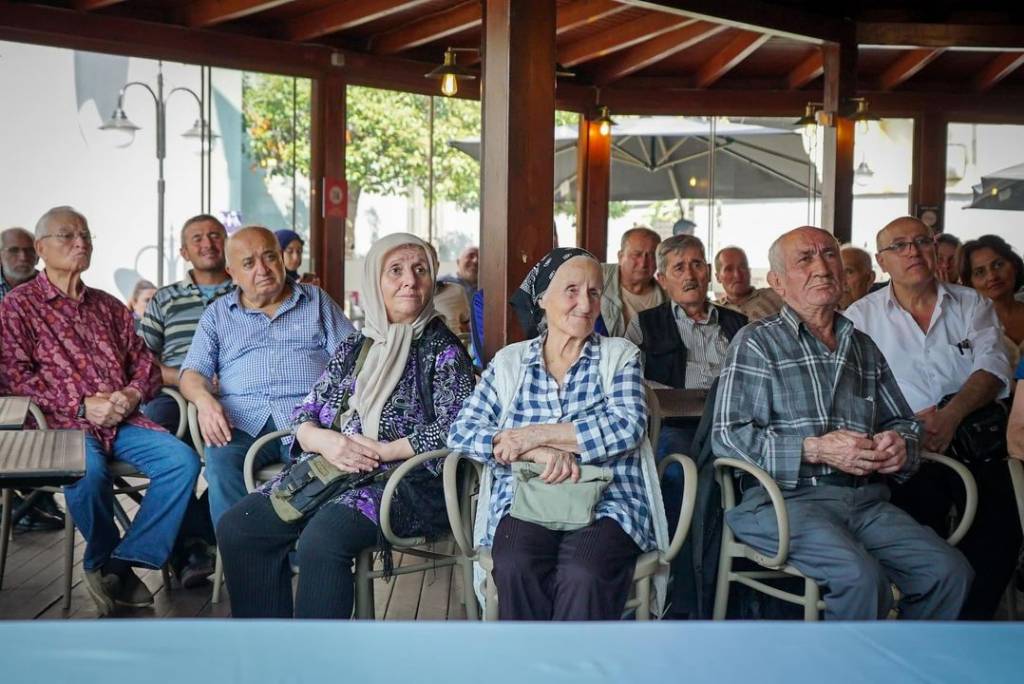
[180, 282, 353, 438]
[448, 334, 655, 551]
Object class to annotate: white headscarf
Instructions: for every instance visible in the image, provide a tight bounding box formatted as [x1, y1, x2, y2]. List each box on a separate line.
[339, 233, 440, 439]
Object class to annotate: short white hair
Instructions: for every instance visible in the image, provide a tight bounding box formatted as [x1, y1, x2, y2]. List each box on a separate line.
[768, 227, 838, 276]
[1, 227, 33, 246]
[34, 206, 88, 239]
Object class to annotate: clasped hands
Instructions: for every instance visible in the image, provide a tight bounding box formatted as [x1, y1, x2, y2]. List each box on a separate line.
[804, 429, 907, 476]
[297, 424, 408, 474]
[493, 426, 580, 485]
[83, 388, 142, 428]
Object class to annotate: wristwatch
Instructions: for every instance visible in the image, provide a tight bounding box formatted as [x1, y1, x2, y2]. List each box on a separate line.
[76, 398, 86, 419]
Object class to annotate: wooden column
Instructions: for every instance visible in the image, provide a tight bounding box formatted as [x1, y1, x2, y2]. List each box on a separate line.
[910, 112, 948, 231]
[575, 113, 612, 260]
[480, 0, 556, 360]
[309, 72, 347, 304]
[820, 37, 856, 243]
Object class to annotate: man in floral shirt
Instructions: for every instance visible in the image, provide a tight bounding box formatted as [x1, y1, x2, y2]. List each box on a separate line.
[0, 206, 200, 616]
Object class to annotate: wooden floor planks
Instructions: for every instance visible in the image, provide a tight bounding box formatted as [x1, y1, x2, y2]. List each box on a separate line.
[2, 492, 466, 621]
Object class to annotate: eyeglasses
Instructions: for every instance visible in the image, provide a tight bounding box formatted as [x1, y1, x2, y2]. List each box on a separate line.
[878, 235, 934, 255]
[40, 231, 93, 244]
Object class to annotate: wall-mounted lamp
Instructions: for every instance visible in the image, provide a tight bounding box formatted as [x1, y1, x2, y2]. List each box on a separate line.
[424, 48, 478, 97]
[595, 106, 616, 137]
[794, 102, 822, 128]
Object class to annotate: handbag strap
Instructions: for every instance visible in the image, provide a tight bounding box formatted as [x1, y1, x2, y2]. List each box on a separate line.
[330, 339, 373, 431]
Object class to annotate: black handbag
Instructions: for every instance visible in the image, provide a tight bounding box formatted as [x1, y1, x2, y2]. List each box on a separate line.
[937, 394, 1008, 465]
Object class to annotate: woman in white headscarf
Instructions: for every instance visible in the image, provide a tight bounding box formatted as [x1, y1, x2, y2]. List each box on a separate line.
[218, 233, 475, 619]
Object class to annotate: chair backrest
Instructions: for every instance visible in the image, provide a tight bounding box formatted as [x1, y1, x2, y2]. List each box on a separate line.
[645, 385, 662, 450]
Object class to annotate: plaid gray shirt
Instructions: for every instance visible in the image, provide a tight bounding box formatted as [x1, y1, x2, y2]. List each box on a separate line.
[712, 305, 920, 489]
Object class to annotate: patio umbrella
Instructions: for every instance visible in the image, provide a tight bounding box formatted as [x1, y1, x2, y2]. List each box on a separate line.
[449, 116, 819, 203]
[966, 163, 1024, 211]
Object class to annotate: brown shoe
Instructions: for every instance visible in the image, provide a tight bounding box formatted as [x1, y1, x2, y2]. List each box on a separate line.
[83, 569, 119, 616]
[115, 570, 154, 608]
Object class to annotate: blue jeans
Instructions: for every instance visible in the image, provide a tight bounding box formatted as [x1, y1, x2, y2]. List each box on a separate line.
[204, 418, 290, 530]
[142, 392, 182, 435]
[63, 424, 201, 571]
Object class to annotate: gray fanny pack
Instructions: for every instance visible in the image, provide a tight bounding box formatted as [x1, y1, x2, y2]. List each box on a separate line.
[509, 461, 613, 531]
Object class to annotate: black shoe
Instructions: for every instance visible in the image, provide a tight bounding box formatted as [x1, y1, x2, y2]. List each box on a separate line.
[177, 550, 216, 589]
[33, 492, 65, 520]
[14, 506, 65, 533]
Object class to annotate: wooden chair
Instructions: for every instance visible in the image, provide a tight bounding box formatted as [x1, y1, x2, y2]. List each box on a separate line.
[442, 387, 698, 620]
[712, 452, 978, 621]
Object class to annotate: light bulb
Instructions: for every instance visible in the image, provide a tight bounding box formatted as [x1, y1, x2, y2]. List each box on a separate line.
[598, 119, 611, 137]
[441, 73, 458, 97]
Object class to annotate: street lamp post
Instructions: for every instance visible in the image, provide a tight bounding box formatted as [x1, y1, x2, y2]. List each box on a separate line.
[99, 61, 214, 286]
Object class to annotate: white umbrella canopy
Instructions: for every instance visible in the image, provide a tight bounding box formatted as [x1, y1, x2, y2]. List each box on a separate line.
[450, 116, 819, 203]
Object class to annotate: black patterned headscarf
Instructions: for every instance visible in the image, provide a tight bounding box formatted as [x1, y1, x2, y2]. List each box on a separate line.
[509, 247, 597, 338]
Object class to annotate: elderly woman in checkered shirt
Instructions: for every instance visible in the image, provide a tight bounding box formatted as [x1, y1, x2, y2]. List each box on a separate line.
[448, 248, 661, 620]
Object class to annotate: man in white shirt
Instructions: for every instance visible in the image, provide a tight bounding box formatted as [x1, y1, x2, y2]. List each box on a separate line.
[844, 216, 1019, 619]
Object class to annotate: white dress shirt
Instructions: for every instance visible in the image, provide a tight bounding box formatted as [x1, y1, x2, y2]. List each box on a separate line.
[843, 282, 1010, 413]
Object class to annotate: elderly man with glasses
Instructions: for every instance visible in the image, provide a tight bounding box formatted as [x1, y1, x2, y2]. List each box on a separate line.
[0, 206, 201, 615]
[844, 216, 1017, 620]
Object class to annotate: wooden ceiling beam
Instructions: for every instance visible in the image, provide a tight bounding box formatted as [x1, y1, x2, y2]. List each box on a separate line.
[694, 30, 770, 89]
[857, 22, 1024, 49]
[974, 52, 1024, 92]
[558, 11, 694, 67]
[877, 48, 944, 91]
[618, 0, 840, 43]
[184, 0, 293, 28]
[590, 20, 726, 86]
[74, 0, 129, 10]
[787, 49, 823, 89]
[557, 0, 630, 34]
[372, 1, 480, 55]
[286, 0, 435, 43]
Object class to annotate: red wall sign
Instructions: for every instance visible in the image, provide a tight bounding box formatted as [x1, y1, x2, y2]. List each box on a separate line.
[324, 178, 347, 219]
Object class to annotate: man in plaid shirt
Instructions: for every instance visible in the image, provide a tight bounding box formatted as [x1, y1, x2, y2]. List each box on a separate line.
[712, 226, 972, 620]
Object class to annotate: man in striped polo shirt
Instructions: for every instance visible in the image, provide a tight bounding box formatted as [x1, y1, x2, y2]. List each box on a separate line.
[140, 214, 234, 432]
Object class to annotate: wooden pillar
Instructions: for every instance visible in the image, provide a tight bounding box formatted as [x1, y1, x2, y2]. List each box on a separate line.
[480, 0, 556, 361]
[309, 72, 347, 304]
[575, 113, 611, 260]
[910, 112, 948, 231]
[820, 36, 856, 243]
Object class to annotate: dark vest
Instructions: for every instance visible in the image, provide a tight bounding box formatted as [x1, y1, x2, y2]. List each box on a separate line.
[637, 302, 747, 389]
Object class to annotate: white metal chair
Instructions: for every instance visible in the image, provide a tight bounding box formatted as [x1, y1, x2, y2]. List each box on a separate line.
[1, 390, 182, 609]
[712, 451, 978, 621]
[209, 426, 471, 619]
[442, 387, 698, 620]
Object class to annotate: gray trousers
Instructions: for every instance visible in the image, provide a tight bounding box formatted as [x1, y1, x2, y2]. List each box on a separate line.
[725, 483, 973, 620]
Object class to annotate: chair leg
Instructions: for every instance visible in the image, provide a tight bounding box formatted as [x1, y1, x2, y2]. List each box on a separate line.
[712, 536, 734, 620]
[461, 557, 478, 620]
[634, 576, 651, 621]
[0, 489, 11, 590]
[803, 577, 820, 621]
[353, 548, 375, 620]
[63, 507, 74, 610]
[212, 548, 224, 604]
[161, 565, 172, 590]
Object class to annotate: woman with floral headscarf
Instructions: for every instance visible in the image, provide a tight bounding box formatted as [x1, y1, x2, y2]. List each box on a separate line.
[217, 233, 475, 619]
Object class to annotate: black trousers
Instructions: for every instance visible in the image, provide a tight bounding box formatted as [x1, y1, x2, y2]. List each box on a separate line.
[491, 515, 641, 621]
[216, 493, 378, 619]
[892, 459, 1022, 619]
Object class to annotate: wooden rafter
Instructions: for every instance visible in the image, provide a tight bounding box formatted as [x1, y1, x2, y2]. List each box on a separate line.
[694, 30, 770, 89]
[558, 11, 693, 67]
[74, 0, 127, 10]
[184, 0, 293, 28]
[590, 20, 726, 86]
[286, 0, 435, 43]
[372, 1, 480, 55]
[877, 48, 944, 91]
[618, 0, 840, 43]
[557, 0, 630, 34]
[858, 22, 1024, 49]
[787, 50, 823, 89]
[974, 52, 1024, 93]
